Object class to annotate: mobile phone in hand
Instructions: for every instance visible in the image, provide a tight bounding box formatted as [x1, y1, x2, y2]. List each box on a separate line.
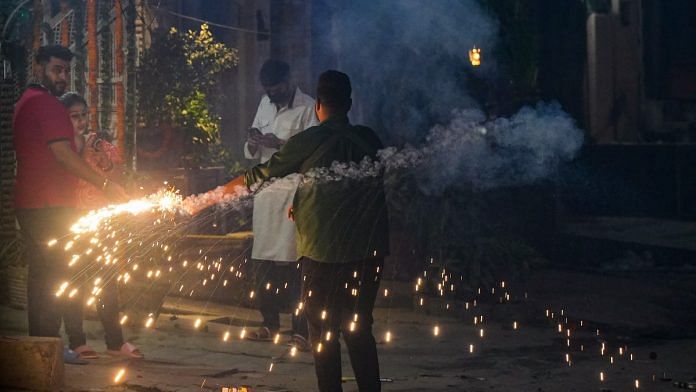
[248, 127, 262, 137]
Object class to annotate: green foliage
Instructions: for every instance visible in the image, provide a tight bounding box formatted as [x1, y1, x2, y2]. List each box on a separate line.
[137, 24, 239, 168]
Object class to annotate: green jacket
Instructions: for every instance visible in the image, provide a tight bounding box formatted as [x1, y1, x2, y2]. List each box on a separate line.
[245, 115, 389, 263]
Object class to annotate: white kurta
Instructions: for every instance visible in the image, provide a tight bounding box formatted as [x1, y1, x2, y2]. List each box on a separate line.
[246, 87, 318, 262]
[251, 174, 302, 261]
[244, 87, 318, 162]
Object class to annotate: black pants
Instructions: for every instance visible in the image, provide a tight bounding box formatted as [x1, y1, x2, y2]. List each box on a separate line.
[302, 257, 383, 392]
[253, 260, 308, 338]
[16, 207, 86, 349]
[96, 280, 125, 350]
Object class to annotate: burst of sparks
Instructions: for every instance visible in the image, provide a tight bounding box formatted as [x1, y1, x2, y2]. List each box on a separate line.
[70, 190, 182, 234]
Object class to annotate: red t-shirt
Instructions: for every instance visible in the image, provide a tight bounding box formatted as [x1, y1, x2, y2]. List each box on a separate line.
[13, 86, 78, 208]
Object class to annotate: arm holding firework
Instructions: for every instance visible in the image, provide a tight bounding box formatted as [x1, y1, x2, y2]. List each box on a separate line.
[185, 134, 308, 216]
[49, 140, 129, 202]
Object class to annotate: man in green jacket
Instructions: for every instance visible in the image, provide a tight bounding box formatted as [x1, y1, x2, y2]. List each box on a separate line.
[245, 70, 389, 391]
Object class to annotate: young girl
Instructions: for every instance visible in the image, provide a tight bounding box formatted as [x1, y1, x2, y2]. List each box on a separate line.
[61, 92, 143, 359]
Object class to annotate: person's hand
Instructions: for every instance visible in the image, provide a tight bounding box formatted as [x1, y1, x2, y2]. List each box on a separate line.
[246, 128, 262, 154]
[260, 133, 285, 149]
[103, 180, 129, 203]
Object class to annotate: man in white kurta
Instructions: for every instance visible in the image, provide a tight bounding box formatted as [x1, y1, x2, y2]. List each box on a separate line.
[244, 60, 317, 349]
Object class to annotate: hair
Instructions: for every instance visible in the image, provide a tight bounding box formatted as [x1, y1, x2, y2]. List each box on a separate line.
[316, 70, 352, 111]
[259, 59, 290, 86]
[59, 92, 87, 108]
[35, 45, 74, 65]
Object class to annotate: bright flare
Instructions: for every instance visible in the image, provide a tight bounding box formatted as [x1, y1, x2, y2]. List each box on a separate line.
[114, 368, 126, 383]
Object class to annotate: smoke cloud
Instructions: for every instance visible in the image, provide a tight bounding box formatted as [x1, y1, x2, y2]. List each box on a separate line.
[314, 0, 584, 192]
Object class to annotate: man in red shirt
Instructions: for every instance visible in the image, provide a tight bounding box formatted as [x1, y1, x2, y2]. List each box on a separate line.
[13, 45, 127, 357]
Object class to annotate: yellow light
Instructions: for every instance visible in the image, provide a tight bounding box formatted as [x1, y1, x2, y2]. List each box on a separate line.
[274, 333, 280, 344]
[120, 315, 128, 325]
[47, 239, 57, 247]
[469, 344, 474, 353]
[513, 321, 518, 330]
[240, 328, 247, 339]
[290, 346, 297, 357]
[113, 368, 126, 383]
[316, 342, 323, 353]
[223, 331, 230, 341]
[145, 316, 154, 328]
[469, 46, 482, 66]
[385, 331, 391, 343]
[433, 325, 440, 336]
[194, 318, 202, 329]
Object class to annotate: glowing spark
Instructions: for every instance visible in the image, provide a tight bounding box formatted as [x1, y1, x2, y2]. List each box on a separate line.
[433, 325, 440, 336]
[635, 379, 639, 388]
[68, 288, 78, 298]
[240, 328, 247, 339]
[223, 331, 230, 341]
[384, 289, 389, 297]
[113, 368, 126, 383]
[349, 321, 356, 332]
[316, 342, 323, 353]
[469, 344, 474, 353]
[249, 291, 255, 299]
[385, 331, 391, 343]
[86, 296, 96, 306]
[47, 239, 57, 247]
[64, 241, 74, 251]
[321, 310, 327, 320]
[120, 315, 128, 325]
[479, 328, 484, 338]
[513, 321, 518, 330]
[70, 190, 182, 234]
[274, 333, 281, 344]
[290, 346, 297, 357]
[194, 318, 202, 329]
[268, 362, 274, 372]
[600, 372, 605, 382]
[145, 316, 154, 328]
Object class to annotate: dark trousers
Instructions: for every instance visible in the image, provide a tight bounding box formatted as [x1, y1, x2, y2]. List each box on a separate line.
[96, 280, 124, 350]
[253, 260, 308, 338]
[302, 257, 383, 392]
[16, 207, 86, 349]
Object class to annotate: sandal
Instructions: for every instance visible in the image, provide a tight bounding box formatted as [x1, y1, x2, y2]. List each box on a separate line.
[63, 347, 89, 365]
[246, 326, 274, 342]
[107, 342, 144, 359]
[73, 344, 99, 359]
[288, 334, 311, 352]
